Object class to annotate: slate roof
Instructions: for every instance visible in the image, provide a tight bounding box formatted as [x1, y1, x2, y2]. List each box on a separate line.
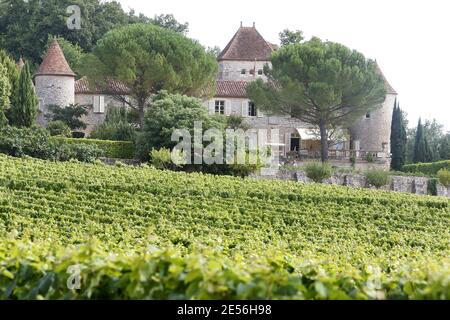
[35, 40, 76, 77]
[218, 26, 275, 61]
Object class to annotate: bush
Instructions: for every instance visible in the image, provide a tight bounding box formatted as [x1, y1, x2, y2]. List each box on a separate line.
[365, 168, 392, 189]
[52, 137, 134, 159]
[427, 178, 438, 196]
[150, 148, 172, 169]
[0, 126, 103, 162]
[403, 160, 450, 175]
[90, 106, 136, 141]
[437, 169, 450, 187]
[47, 120, 72, 137]
[304, 162, 333, 183]
[72, 131, 85, 139]
[45, 104, 88, 130]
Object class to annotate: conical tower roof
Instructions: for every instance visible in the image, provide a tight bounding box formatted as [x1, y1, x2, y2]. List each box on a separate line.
[375, 62, 397, 95]
[218, 23, 275, 61]
[35, 40, 75, 77]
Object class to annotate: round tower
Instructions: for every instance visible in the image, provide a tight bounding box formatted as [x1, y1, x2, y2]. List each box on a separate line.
[349, 64, 398, 155]
[34, 40, 75, 124]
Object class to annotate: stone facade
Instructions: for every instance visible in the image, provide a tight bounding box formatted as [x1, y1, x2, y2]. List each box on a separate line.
[35, 75, 75, 125]
[205, 25, 398, 163]
[349, 93, 397, 154]
[75, 94, 126, 135]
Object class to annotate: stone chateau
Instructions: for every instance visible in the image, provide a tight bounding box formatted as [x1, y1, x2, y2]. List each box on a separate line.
[31, 23, 397, 166]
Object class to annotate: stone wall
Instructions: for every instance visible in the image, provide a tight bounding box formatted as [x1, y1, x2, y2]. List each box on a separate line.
[75, 94, 127, 135]
[349, 93, 396, 153]
[35, 75, 75, 126]
[252, 170, 450, 198]
[218, 60, 270, 81]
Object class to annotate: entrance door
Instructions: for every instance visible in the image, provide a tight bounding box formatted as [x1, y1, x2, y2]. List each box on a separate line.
[291, 137, 300, 152]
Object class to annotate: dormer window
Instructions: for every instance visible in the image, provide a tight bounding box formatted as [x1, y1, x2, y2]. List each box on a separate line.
[241, 69, 246, 75]
[258, 69, 263, 75]
[365, 113, 371, 119]
[249, 69, 255, 75]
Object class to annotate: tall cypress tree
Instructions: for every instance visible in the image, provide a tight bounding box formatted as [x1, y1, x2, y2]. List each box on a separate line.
[10, 61, 38, 127]
[390, 100, 407, 171]
[0, 63, 11, 127]
[413, 118, 427, 163]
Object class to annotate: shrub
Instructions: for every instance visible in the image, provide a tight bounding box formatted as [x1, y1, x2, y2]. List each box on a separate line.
[45, 104, 88, 130]
[90, 106, 136, 141]
[47, 120, 71, 137]
[365, 168, 392, 189]
[427, 178, 438, 196]
[403, 160, 450, 175]
[150, 148, 172, 169]
[71, 131, 85, 139]
[52, 137, 134, 159]
[304, 162, 333, 183]
[437, 169, 450, 187]
[365, 152, 375, 163]
[0, 126, 103, 162]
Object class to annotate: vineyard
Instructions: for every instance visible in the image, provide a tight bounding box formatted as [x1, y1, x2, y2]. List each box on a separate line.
[0, 154, 449, 299]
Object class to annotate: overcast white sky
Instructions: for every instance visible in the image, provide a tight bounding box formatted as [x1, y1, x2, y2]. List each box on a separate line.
[118, 0, 450, 130]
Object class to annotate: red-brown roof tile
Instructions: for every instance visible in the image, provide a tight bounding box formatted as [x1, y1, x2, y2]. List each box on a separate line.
[35, 40, 75, 77]
[375, 62, 397, 95]
[218, 26, 274, 61]
[215, 80, 248, 97]
[75, 77, 130, 95]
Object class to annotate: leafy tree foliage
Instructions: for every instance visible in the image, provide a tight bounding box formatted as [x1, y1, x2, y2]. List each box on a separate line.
[247, 37, 386, 162]
[0, 0, 188, 66]
[45, 104, 88, 130]
[406, 119, 449, 163]
[413, 119, 428, 163]
[0, 63, 11, 127]
[90, 106, 136, 141]
[8, 62, 38, 127]
[83, 24, 217, 128]
[390, 100, 407, 171]
[135, 91, 225, 161]
[279, 29, 304, 46]
[0, 49, 19, 109]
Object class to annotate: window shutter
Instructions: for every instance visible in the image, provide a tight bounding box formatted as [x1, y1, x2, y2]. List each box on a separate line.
[225, 100, 231, 116]
[257, 108, 264, 118]
[99, 96, 105, 113]
[208, 100, 215, 115]
[241, 100, 248, 117]
[93, 96, 99, 113]
[284, 132, 291, 156]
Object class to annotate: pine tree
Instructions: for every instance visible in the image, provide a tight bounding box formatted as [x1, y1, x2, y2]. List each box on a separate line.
[0, 63, 11, 127]
[10, 62, 38, 127]
[413, 118, 427, 163]
[390, 100, 407, 171]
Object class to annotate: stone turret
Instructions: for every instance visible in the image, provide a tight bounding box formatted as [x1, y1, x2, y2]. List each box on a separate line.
[349, 63, 398, 155]
[217, 24, 276, 81]
[34, 40, 75, 124]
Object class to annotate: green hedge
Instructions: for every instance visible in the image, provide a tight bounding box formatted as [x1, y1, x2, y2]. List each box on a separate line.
[403, 160, 450, 175]
[52, 137, 134, 159]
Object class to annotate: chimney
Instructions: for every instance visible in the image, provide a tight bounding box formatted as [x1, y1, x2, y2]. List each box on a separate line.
[253, 22, 256, 28]
[240, 21, 243, 27]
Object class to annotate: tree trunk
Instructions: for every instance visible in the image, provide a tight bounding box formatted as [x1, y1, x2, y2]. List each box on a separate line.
[319, 120, 329, 163]
[138, 104, 145, 130]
